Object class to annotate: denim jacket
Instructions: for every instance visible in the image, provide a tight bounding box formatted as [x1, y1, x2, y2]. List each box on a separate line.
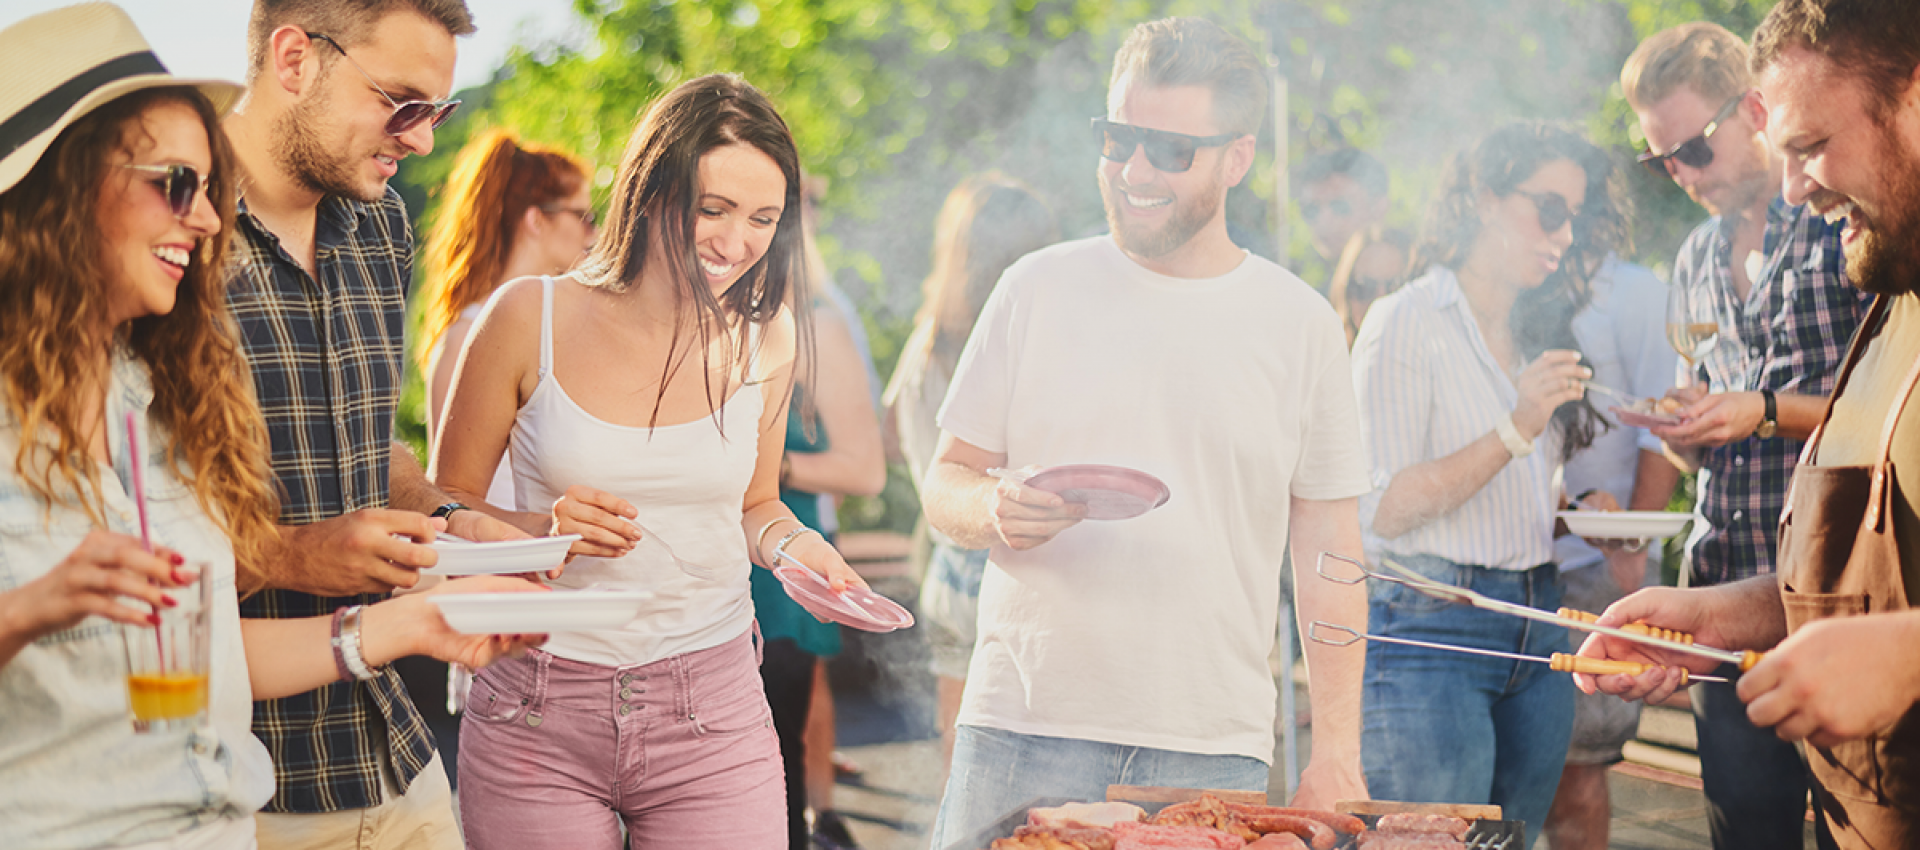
[0, 351, 272, 848]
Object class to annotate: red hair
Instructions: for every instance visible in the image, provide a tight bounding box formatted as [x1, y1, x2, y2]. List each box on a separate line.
[417, 127, 587, 368]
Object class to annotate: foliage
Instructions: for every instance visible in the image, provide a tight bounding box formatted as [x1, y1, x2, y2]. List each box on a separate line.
[396, 0, 1785, 533]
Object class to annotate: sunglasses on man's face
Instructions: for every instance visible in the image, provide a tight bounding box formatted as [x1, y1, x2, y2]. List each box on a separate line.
[306, 32, 460, 137]
[1092, 118, 1238, 173]
[1637, 92, 1748, 179]
[121, 163, 209, 219]
[1514, 190, 1577, 234]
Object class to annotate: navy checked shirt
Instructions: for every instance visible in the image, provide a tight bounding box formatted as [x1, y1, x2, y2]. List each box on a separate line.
[1673, 198, 1872, 586]
[226, 187, 436, 813]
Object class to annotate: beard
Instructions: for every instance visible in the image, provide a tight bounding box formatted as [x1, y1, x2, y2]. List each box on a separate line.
[272, 81, 381, 203]
[1841, 123, 1920, 296]
[1101, 157, 1225, 260]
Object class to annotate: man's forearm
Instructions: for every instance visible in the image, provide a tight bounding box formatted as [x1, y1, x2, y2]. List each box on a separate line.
[1711, 575, 1791, 650]
[388, 441, 452, 514]
[1288, 498, 1367, 765]
[1775, 392, 1828, 442]
[922, 461, 1001, 550]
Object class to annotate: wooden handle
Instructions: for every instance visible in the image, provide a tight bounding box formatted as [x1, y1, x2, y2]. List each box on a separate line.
[1738, 650, 1765, 672]
[1557, 608, 1696, 644]
[1549, 653, 1691, 685]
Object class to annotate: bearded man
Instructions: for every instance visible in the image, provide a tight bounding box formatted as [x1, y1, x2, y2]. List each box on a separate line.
[220, 2, 526, 848]
[920, 17, 1370, 848]
[1576, 1, 1920, 847]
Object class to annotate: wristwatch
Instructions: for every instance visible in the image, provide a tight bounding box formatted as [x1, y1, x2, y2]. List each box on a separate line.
[430, 502, 470, 521]
[1755, 390, 1779, 439]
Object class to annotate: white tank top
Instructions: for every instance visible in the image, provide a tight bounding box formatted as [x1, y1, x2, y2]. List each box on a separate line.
[509, 277, 762, 666]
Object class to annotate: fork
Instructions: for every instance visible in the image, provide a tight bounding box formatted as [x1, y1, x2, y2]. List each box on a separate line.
[1581, 379, 1644, 409]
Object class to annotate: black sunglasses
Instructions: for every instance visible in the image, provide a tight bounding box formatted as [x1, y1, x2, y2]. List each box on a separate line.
[121, 163, 208, 219]
[1637, 92, 1747, 178]
[1091, 118, 1238, 173]
[307, 32, 460, 137]
[1514, 190, 1577, 234]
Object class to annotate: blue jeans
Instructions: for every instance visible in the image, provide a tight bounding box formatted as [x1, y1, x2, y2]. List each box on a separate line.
[1693, 672, 1834, 849]
[927, 726, 1269, 850]
[1361, 555, 1574, 848]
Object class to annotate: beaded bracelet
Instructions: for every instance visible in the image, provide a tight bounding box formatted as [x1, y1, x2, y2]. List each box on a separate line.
[328, 606, 354, 682]
[770, 525, 821, 566]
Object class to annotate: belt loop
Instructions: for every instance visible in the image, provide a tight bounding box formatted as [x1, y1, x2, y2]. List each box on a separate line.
[526, 650, 552, 728]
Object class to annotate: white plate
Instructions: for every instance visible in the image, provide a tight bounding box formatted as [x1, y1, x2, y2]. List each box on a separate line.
[422, 535, 581, 576]
[428, 589, 648, 634]
[1557, 510, 1692, 540]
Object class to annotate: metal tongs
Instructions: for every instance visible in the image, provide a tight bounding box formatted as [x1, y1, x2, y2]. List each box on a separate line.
[1308, 621, 1727, 684]
[1316, 552, 1765, 673]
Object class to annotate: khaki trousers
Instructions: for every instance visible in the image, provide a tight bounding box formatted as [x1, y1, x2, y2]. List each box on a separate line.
[254, 752, 461, 850]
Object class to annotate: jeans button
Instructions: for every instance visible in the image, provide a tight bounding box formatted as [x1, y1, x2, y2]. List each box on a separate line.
[619, 704, 632, 717]
[620, 674, 632, 686]
[619, 687, 632, 699]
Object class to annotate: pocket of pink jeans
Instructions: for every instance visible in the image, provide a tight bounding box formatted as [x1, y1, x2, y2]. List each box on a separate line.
[690, 679, 773, 738]
[465, 669, 533, 725]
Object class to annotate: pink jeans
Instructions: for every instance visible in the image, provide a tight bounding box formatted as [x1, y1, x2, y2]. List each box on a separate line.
[457, 630, 785, 849]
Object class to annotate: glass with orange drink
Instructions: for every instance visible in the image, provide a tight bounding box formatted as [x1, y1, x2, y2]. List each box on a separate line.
[120, 566, 211, 732]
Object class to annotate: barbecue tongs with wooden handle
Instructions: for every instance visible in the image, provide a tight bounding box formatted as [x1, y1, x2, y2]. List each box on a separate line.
[1315, 552, 1766, 673]
[1307, 621, 1729, 684]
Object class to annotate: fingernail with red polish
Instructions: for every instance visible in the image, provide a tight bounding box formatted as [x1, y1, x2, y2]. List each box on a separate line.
[147, 613, 162, 626]
[169, 552, 185, 566]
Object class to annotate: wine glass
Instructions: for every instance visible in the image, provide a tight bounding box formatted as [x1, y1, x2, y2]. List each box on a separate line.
[1666, 282, 1722, 389]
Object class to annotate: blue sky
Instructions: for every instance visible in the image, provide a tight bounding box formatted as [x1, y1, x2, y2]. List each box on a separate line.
[0, 0, 588, 92]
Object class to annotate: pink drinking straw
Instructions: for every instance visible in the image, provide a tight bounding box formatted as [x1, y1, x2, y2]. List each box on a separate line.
[125, 412, 164, 673]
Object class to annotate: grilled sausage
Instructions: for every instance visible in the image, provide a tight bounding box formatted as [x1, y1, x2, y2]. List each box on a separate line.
[1224, 804, 1367, 837]
[1240, 815, 1336, 850]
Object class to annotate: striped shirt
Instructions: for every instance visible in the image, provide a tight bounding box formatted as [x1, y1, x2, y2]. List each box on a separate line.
[226, 188, 435, 813]
[1674, 198, 1871, 587]
[1354, 266, 1563, 570]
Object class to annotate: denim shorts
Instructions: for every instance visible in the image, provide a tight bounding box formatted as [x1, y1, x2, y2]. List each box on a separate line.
[918, 542, 989, 680]
[1361, 553, 1574, 846]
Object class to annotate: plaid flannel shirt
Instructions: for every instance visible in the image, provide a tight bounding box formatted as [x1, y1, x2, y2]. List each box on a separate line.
[1673, 198, 1872, 586]
[226, 188, 435, 813]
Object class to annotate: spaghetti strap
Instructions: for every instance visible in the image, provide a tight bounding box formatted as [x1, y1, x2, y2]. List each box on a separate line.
[539, 275, 555, 380]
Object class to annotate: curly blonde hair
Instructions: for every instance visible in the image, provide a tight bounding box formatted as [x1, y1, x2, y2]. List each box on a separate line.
[0, 87, 280, 590]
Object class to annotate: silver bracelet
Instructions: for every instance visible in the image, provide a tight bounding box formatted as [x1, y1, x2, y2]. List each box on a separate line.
[338, 605, 384, 681]
[770, 525, 819, 565]
[754, 517, 799, 563]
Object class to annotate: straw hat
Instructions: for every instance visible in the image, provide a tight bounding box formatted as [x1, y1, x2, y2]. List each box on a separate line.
[0, 2, 243, 195]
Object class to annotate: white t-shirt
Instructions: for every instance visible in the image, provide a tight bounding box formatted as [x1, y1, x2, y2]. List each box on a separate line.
[937, 235, 1369, 762]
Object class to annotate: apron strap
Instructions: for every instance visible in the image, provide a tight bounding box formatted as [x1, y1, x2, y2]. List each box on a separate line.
[1866, 321, 1920, 531]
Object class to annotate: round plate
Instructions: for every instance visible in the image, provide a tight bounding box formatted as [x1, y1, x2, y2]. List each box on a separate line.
[1609, 405, 1683, 428]
[1557, 510, 1693, 540]
[422, 535, 581, 576]
[428, 589, 647, 634]
[1021, 464, 1170, 520]
[773, 565, 915, 633]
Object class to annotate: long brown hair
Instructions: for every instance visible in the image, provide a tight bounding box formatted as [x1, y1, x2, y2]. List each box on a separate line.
[417, 128, 587, 370]
[911, 173, 1058, 378]
[574, 73, 809, 430]
[1412, 121, 1623, 461]
[0, 87, 279, 589]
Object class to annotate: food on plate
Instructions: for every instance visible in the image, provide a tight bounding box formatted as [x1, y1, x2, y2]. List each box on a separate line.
[1030, 802, 1148, 830]
[1372, 813, 1470, 839]
[1148, 795, 1256, 841]
[1243, 835, 1307, 850]
[1111, 821, 1246, 849]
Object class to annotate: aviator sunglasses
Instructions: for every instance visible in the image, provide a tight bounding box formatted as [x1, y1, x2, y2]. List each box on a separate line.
[1514, 190, 1577, 234]
[1092, 118, 1239, 173]
[1637, 92, 1747, 178]
[121, 163, 208, 219]
[306, 32, 460, 137]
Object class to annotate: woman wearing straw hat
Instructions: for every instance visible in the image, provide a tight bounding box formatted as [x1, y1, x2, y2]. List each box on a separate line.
[0, 6, 544, 848]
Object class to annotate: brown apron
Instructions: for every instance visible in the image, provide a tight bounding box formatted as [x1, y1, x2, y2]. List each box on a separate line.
[1776, 295, 1920, 848]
